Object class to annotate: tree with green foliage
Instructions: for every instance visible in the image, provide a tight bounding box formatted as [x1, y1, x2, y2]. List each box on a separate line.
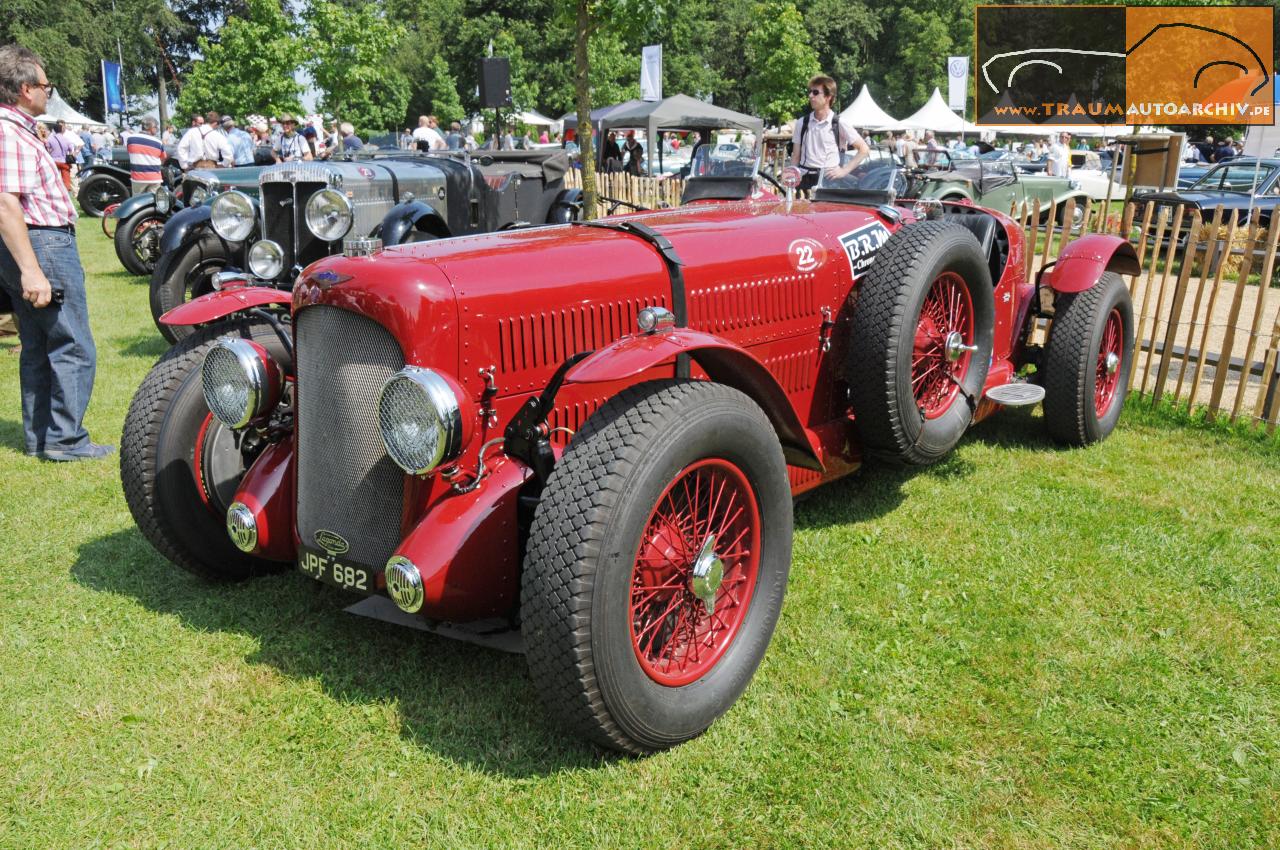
[304, 1, 411, 137]
[174, 0, 303, 121]
[802, 0, 879, 109]
[745, 0, 821, 125]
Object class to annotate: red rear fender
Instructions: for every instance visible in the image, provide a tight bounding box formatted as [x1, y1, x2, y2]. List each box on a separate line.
[1043, 235, 1139, 293]
[161, 286, 293, 327]
[566, 329, 822, 471]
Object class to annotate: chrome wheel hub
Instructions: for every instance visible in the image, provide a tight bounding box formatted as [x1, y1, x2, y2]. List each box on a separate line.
[690, 534, 724, 616]
[1104, 351, 1120, 375]
[944, 330, 978, 363]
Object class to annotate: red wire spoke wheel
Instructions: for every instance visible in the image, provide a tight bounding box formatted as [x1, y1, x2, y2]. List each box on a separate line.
[846, 220, 995, 466]
[911, 271, 975, 420]
[629, 458, 762, 687]
[1094, 308, 1123, 417]
[1044, 271, 1134, 445]
[522, 380, 792, 754]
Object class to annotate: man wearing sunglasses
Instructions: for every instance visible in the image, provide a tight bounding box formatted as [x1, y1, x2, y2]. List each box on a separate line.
[790, 74, 870, 190]
[0, 44, 111, 461]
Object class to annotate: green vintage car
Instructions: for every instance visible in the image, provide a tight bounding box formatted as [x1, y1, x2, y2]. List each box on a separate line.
[913, 151, 1090, 226]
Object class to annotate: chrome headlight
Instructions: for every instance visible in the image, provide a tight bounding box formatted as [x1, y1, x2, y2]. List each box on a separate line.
[305, 188, 354, 241]
[385, 556, 424, 613]
[226, 502, 258, 552]
[248, 240, 285, 280]
[154, 188, 171, 214]
[187, 184, 209, 206]
[378, 367, 465, 475]
[201, 338, 283, 429]
[210, 191, 255, 241]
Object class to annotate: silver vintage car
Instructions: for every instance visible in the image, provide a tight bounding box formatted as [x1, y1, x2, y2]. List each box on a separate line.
[148, 150, 580, 342]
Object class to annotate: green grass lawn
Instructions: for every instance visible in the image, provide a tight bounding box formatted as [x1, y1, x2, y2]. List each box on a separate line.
[1, 226, 1278, 849]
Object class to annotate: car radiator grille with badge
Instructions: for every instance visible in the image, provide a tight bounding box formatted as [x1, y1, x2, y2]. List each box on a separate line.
[294, 305, 407, 592]
[261, 179, 326, 277]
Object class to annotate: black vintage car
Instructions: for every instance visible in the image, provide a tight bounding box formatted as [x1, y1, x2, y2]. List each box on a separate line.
[149, 149, 580, 342]
[109, 166, 265, 277]
[1134, 157, 1280, 249]
[76, 144, 182, 218]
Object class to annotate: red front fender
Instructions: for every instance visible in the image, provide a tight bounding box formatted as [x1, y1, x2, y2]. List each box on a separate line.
[1043, 234, 1140, 293]
[230, 435, 296, 563]
[392, 457, 531, 621]
[566, 329, 822, 471]
[160, 286, 293, 327]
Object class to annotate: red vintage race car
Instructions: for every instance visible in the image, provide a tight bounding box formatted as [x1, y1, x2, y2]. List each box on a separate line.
[121, 187, 1138, 754]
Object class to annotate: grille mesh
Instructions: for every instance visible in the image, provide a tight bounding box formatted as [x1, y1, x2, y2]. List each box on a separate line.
[296, 305, 406, 568]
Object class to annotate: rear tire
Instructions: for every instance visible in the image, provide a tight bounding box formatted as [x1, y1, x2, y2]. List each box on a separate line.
[1042, 272, 1134, 445]
[522, 380, 792, 754]
[150, 231, 230, 344]
[121, 317, 293, 581]
[846, 220, 995, 466]
[77, 173, 127, 218]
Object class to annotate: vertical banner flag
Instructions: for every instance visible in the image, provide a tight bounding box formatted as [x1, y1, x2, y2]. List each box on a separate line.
[641, 45, 663, 102]
[947, 56, 969, 111]
[102, 60, 124, 113]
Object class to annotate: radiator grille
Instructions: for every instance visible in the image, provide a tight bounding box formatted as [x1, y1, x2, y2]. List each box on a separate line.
[261, 181, 325, 278]
[296, 305, 406, 569]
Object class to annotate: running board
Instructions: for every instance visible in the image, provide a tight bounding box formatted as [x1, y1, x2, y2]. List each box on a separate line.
[984, 383, 1045, 406]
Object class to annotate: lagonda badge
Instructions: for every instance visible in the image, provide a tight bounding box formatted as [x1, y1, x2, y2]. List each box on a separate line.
[314, 529, 350, 556]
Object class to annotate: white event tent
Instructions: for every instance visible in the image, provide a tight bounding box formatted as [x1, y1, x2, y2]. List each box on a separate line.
[839, 85, 904, 131]
[511, 109, 562, 132]
[901, 88, 982, 134]
[36, 89, 99, 127]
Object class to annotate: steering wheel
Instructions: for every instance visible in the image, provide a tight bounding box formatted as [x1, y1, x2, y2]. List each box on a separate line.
[758, 170, 784, 192]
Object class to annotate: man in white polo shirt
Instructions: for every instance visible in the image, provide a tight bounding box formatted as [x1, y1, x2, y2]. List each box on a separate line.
[789, 74, 870, 190]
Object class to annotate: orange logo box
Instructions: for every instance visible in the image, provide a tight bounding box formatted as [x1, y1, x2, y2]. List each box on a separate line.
[1126, 6, 1273, 125]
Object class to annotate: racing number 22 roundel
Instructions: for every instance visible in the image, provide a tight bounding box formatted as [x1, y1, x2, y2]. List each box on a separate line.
[787, 237, 827, 273]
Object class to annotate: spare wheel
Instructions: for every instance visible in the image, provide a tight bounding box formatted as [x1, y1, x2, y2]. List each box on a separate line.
[846, 220, 996, 466]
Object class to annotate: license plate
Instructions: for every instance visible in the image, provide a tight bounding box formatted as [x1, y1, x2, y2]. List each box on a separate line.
[298, 546, 375, 594]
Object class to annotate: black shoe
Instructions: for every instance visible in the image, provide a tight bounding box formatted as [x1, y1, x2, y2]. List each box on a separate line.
[40, 442, 115, 462]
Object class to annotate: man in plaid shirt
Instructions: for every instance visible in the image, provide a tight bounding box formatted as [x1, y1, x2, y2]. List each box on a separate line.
[0, 44, 111, 461]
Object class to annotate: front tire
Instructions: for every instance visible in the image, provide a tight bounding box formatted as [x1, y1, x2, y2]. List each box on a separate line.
[77, 173, 128, 217]
[846, 220, 995, 466]
[120, 317, 293, 581]
[150, 231, 230, 344]
[522, 380, 793, 754]
[114, 209, 166, 277]
[1042, 272, 1134, 445]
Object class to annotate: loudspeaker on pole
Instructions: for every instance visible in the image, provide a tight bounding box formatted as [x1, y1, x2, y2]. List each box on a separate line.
[478, 58, 513, 109]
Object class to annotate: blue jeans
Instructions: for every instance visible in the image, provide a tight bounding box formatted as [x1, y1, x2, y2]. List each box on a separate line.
[0, 229, 97, 454]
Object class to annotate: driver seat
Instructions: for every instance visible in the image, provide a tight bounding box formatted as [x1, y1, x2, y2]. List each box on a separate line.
[941, 212, 1003, 283]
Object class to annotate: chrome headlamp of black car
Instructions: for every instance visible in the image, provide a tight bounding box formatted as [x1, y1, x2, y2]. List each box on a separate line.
[378, 367, 466, 475]
[305, 188, 354, 241]
[154, 188, 172, 214]
[248, 240, 285, 280]
[210, 191, 256, 241]
[201, 338, 283, 429]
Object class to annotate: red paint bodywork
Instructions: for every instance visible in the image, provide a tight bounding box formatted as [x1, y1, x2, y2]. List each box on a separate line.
[1042, 234, 1140, 293]
[225, 197, 1113, 622]
[161, 286, 293, 327]
[230, 435, 295, 563]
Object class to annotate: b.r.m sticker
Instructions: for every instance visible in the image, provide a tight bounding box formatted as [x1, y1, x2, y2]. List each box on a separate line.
[838, 222, 891, 278]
